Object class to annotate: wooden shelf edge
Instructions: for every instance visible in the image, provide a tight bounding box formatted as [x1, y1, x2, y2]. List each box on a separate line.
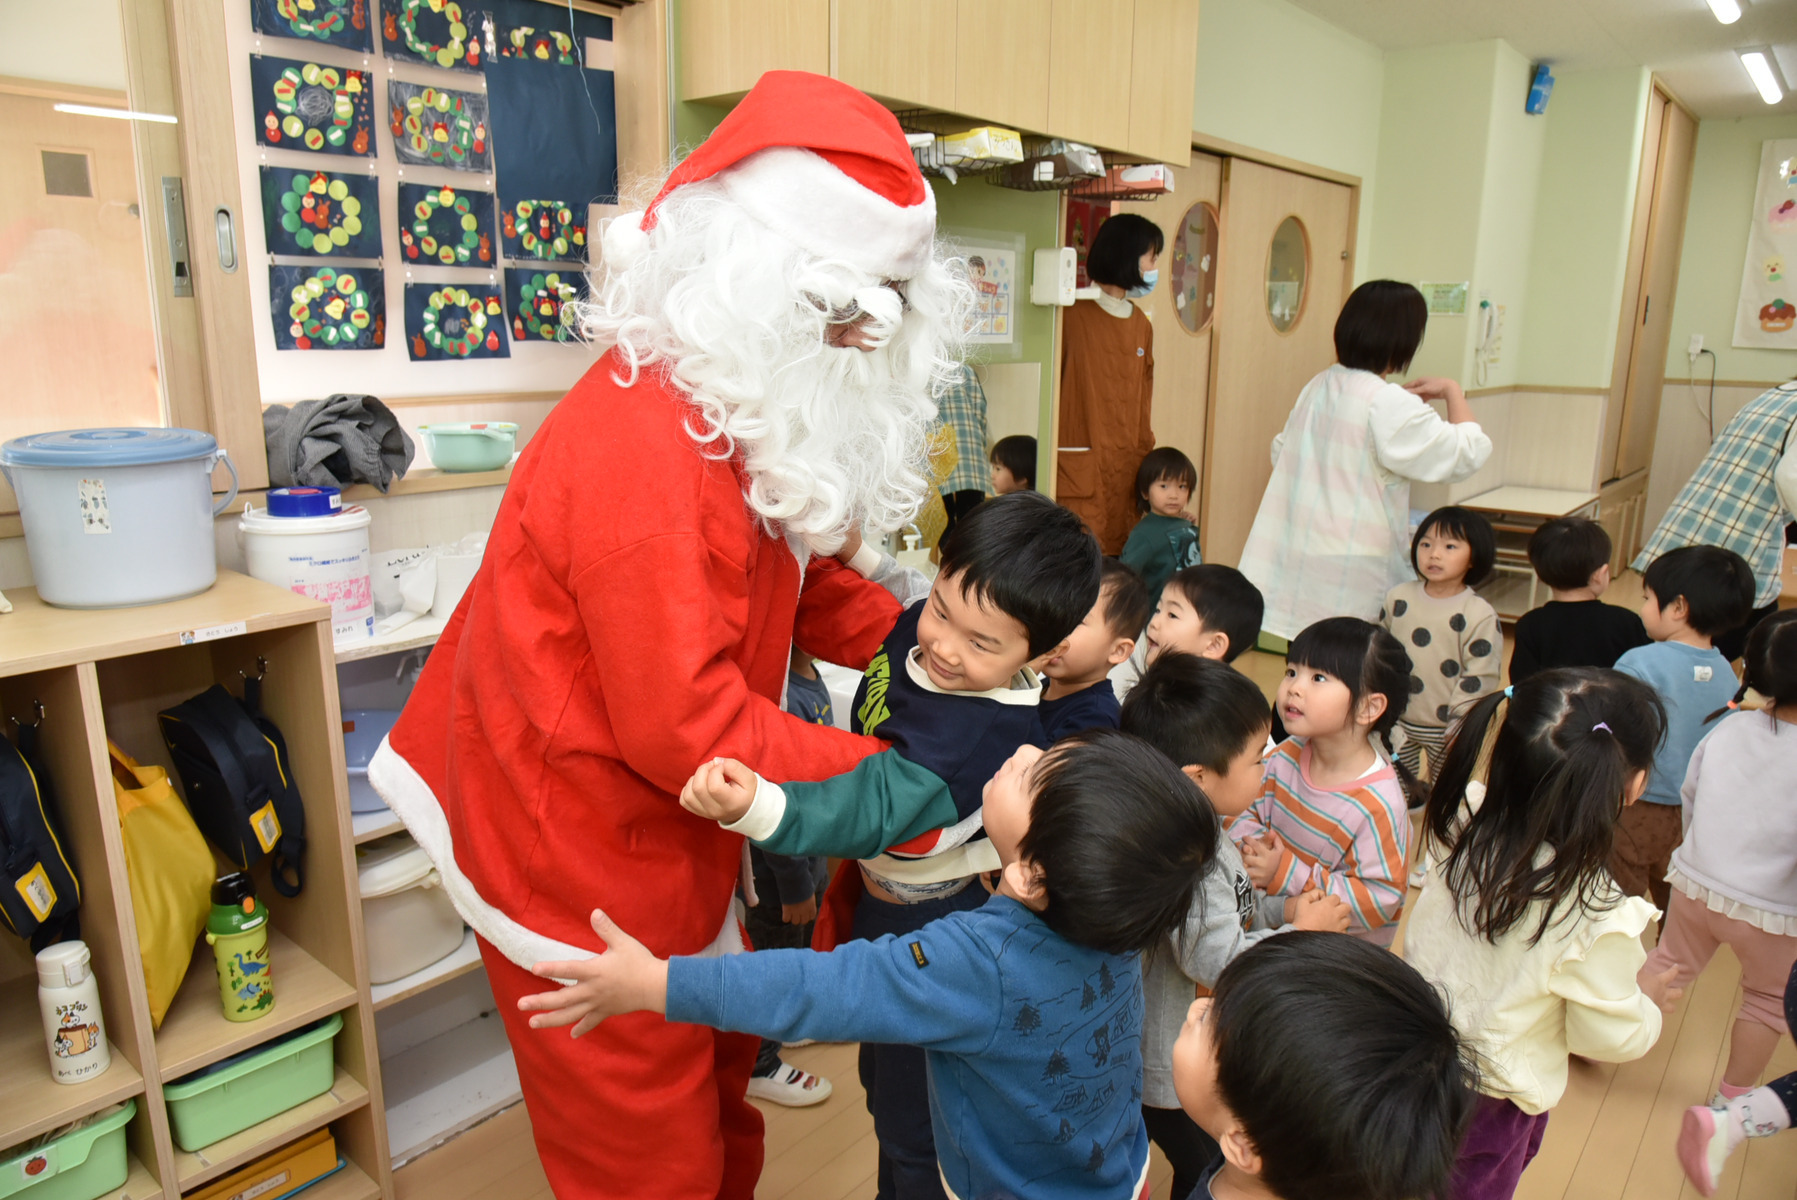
[289, 1155, 382, 1200]
[100, 1153, 160, 1200]
[172, 1067, 369, 1192]
[0, 980, 148, 1145]
[351, 810, 405, 845]
[334, 615, 446, 665]
[371, 928, 482, 1011]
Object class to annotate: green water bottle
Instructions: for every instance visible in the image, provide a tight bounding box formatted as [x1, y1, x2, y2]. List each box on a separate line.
[205, 873, 274, 1022]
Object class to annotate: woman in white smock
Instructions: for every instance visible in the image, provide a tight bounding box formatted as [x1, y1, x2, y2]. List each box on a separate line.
[1239, 281, 1494, 640]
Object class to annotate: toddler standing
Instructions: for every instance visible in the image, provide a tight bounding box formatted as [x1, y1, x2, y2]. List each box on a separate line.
[988, 435, 1036, 494]
[1509, 516, 1648, 683]
[1120, 447, 1201, 599]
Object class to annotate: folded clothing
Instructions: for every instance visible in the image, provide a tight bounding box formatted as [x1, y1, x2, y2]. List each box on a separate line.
[263, 394, 415, 492]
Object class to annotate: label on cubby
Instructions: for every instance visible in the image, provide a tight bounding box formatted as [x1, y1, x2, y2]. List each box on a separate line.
[179, 620, 249, 645]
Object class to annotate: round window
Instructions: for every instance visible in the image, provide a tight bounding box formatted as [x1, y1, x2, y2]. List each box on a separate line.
[1170, 202, 1219, 335]
[1265, 215, 1309, 334]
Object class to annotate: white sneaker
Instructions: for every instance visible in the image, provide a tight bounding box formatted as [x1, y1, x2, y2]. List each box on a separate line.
[747, 1062, 833, 1107]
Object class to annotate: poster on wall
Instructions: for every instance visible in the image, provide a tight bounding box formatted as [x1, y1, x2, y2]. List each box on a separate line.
[250, 56, 375, 157]
[1065, 199, 1111, 289]
[388, 82, 492, 174]
[505, 268, 585, 343]
[251, 0, 374, 52]
[260, 167, 382, 258]
[1732, 139, 1797, 350]
[270, 265, 385, 350]
[957, 244, 1017, 345]
[379, 0, 487, 72]
[405, 283, 510, 360]
[397, 183, 496, 267]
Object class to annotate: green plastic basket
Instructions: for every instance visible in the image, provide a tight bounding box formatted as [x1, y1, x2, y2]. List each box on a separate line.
[162, 1013, 341, 1153]
[416, 422, 517, 472]
[0, 1099, 134, 1200]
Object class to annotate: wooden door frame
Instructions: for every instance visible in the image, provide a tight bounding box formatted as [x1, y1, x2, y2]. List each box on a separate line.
[1191, 130, 1363, 298]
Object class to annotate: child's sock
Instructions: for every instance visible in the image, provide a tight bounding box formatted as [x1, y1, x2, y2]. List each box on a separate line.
[1730, 1087, 1793, 1138]
[1679, 1089, 1793, 1196]
[1716, 1080, 1753, 1101]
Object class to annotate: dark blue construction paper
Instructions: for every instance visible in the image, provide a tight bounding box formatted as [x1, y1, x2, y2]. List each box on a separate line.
[270, 265, 386, 350]
[260, 166, 383, 259]
[250, 0, 374, 52]
[396, 183, 497, 267]
[404, 283, 510, 361]
[249, 55, 376, 158]
[504, 267, 586, 344]
[378, 0, 488, 72]
[483, 53, 617, 212]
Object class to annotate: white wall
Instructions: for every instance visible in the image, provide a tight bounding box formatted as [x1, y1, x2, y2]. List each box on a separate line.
[0, 0, 129, 91]
[1470, 41, 1549, 392]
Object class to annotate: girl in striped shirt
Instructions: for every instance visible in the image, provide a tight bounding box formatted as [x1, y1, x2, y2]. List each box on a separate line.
[1233, 617, 1414, 944]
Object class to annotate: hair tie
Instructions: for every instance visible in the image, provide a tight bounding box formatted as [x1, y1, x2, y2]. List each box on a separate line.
[1727, 700, 1741, 711]
[1503, 685, 1514, 699]
[1592, 722, 1613, 734]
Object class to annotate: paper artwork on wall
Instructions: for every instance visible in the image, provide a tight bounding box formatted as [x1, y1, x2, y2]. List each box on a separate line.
[485, 53, 618, 223]
[250, 56, 375, 157]
[505, 268, 585, 343]
[487, 0, 610, 64]
[500, 199, 586, 263]
[397, 183, 495, 267]
[251, 0, 373, 52]
[958, 244, 1017, 344]
[260, 167, 382, 258]
[405, 283, 509, 360]
[379, 0, 486, 72]
[1733, 138, 1797, 350]
[388, 81, 492, 174]
[270, 265, 385, 350]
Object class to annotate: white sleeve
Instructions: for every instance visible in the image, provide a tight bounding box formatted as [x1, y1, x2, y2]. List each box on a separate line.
[1270, 430, 1286, 466]
[1775, 444, 1797, 521]
[847, 542, 932, 608]
[1368, 387, 1494, 483]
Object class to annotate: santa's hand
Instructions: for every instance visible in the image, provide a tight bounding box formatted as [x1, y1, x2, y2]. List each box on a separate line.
[519, 910, 670, 1038]
[679, 758, 760, 823]
[1288, 889, 1351, 932]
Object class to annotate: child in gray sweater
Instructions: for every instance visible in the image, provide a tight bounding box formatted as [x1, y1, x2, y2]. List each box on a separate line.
[1119, 653, 1350, 1198]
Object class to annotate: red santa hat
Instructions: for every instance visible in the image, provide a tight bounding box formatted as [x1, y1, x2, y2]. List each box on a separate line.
[602, 70, 936, 280]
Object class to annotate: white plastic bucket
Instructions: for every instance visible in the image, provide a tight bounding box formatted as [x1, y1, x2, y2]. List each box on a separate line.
[240, 504, 375, 644]
[357, 834, 465, 984]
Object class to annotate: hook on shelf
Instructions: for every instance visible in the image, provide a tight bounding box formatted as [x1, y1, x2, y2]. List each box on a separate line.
[240, 656, 270, 683]
[8, 700, 46, 730]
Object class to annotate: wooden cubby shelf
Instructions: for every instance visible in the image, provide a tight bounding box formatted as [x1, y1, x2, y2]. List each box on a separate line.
[0, 978, 146, 1147]
[103, 1154, 161, 1200]
[173, 1069, 369, 1190]
[289, 1156, 383, 1200]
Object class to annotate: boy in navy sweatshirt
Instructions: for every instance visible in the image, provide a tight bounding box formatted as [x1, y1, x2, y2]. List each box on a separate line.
[1038, 559, 1153, 741]
[520, 729, 1219, 1200]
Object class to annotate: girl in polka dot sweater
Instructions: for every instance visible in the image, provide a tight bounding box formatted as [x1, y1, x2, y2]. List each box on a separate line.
[1380, 506, 1503, 792]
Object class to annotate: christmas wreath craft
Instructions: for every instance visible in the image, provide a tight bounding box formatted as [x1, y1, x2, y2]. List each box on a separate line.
[388, 81, 492, 174]
[251, 0, 373, 52]
[251, 56, 374, 157]
[506, 268, 584, 343]
[496, 25, 576, 64]
[260, 166, 382, 258]
[500, 199, 587, 262]
[397, 183, 495, 267]
[270, 265, 385, 350]
[405, 283, 510, 360]
[379, 0, 485, 71]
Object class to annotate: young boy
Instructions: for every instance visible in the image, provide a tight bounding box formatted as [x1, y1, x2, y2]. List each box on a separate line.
[1121, 447, 1202, 600]
[1171, 932, 1476, 1200]
[1122, 653, 1350, 1200]
[1611, 545, 1755, 910]
[1112, 563, 1266, 702]
[1039, 559, 1152, 741]
[522, 730, 1220, 1200]
[988, 434, 1036, 494]
[1510, 516, 1649, 684]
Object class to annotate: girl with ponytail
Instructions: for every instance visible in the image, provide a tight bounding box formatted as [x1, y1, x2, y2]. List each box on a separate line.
[1403, 668, 1682, 1200]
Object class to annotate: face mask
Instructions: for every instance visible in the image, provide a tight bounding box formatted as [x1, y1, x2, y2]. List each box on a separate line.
[1126, 269, 1159, 299]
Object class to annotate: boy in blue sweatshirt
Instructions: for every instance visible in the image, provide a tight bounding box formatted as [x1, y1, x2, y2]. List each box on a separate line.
[519, 729, 1220, 1200]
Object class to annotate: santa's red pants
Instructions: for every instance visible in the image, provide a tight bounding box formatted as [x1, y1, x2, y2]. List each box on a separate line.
[480, 937, 765, 1199]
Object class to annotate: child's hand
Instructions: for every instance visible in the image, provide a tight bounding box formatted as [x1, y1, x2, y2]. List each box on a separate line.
[1240, 832, 1285, 891]
[835, 529, 863, 564]
[783, 896, 818, 925]
[1287, 889, 1350, 932]
[1638, 962, 1685, 1014]
[517, 910, 670, 1037]
[679, 758, 760, 824]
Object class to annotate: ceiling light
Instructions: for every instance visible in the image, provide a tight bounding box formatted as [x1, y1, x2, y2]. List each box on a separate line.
[1706, 0, 1742, 24]
[53, 103, 178, 124]
[1738, 49, 1785, 105]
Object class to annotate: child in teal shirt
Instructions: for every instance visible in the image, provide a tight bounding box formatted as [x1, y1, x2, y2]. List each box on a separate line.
[1121, 446, 1200, 599]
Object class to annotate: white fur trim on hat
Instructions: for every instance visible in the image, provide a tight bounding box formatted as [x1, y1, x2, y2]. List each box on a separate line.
[601, 209, 651, 271]
[719, 146, 937, 279]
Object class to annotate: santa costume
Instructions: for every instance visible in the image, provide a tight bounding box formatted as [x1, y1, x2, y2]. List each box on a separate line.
[370, 71, 964, 1199]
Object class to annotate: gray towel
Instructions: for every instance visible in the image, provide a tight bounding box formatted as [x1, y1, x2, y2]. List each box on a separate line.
[263, 394, 414, 492]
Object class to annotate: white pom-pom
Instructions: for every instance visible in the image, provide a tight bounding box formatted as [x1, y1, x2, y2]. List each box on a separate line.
[601, 211, 650, 271]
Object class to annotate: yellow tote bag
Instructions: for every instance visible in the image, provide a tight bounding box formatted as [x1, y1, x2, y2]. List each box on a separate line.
[110, 742, 214, 1028]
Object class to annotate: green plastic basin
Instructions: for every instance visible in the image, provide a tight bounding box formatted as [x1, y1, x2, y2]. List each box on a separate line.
[417, 423, 517, 472]
[1, 1099, 134, 1200]
[162, 1013, 341, 1152]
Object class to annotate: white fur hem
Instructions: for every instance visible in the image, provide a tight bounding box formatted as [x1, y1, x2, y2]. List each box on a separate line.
[367, 737, 743, 978]
[720, 147, 936, 280]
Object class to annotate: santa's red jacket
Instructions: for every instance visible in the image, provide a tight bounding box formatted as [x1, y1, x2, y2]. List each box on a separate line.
[370, 350, 900, 967]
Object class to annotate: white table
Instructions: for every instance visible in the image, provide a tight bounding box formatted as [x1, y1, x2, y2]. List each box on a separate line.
[1459, 486, 1601, 619]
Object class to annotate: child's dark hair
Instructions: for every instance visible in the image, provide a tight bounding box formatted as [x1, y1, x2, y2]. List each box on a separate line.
[1085, 213, 1165, 291]
[1133, 447, 1198, 514]
[1707, 608, 1797, 723]
[1526, 517, 1612, 591]
[1099, 559, 1153, 641]
[1640, 545, 1755, 638]
[988, 434, 1036, 490]
[937, 491, 1101, 658]
[1424, 668, 1666, 946]
[1120, 652, 1271, 774]
[1286, 618, 1412, 761]
[1412, 506, 1497, 588]
[1334, 280, 1428, 376]
[1021, 728, 1217, 955]
[1162, 564, 1264, 663]
[1209, 933, 1476, 1200]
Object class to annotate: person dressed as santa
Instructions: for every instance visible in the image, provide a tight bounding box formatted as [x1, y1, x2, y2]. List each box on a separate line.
[369, 71, 972, 1200]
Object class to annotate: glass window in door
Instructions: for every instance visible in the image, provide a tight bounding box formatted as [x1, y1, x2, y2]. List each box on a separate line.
[1170, 201, 1218, 335]
[1265, 215, 1308, 334]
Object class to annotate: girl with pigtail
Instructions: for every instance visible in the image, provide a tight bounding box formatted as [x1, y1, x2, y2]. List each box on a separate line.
[1403, 668, 1683, 1200]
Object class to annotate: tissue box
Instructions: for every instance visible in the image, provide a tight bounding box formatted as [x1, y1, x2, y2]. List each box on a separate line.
[1069, 164, 1176, 196]
[939, 126, 1024, 164]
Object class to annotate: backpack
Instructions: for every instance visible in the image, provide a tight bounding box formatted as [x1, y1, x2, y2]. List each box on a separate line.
[1, 704, 82, 950]
[159, 668, 307, 897]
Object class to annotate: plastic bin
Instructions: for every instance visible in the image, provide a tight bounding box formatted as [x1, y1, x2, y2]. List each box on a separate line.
[341, 709, 400, 814]
[358, 834, 464, 983]
[1, 1099, 134, 1200]
[162, 1013, 342, 1152]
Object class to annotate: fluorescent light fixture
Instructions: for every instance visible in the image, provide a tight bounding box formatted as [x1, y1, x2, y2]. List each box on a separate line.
[53, 103, 178, 124]
[1739, 48, 1785, 105]
[1706, 0, 1742, 25]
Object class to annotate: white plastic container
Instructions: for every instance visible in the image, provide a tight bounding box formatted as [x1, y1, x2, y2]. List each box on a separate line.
[240, 487, 374, 645]
[37, 941, 111, 1085]
[357, 834, 464, 984]
[0, 428, 237, 609]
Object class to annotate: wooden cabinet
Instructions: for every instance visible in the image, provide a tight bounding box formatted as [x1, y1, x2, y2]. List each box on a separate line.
[679, 0, 830, 104]
[954, 0, 1052, 132]
[1047, 0, 1135, 152]
[1129, 0, 1203, 163]
[837, 0, 959, 111]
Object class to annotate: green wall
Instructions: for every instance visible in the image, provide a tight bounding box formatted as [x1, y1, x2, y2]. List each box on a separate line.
[1470, 41, 1549, 391]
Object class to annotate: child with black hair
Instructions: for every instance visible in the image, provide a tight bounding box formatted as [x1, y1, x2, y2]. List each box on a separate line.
[1173, 933, 1477, 1200]
[1039, 559, 1151, 741]
[1121, 446, 1201, 599]
[1379, 505, 1503, 788]
[1232, 618, 1413, 944]
[1510, 516, 1648, 684]
[1405, 668, 1682, 1200]
[522, 730, 1220, 1200]
[1611, 545, 1756, 910]
[1121, 653, 1350, 1200]
[1113, 563, 1266, 703]
[988, 434, 1036, 494]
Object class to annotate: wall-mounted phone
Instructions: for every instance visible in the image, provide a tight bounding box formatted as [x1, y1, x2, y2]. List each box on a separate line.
[1474, 294, 1503, 386]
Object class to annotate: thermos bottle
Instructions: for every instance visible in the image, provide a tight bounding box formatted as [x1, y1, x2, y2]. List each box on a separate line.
[37, 941, 112, 1083]
[206, 872, 274, 1021]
